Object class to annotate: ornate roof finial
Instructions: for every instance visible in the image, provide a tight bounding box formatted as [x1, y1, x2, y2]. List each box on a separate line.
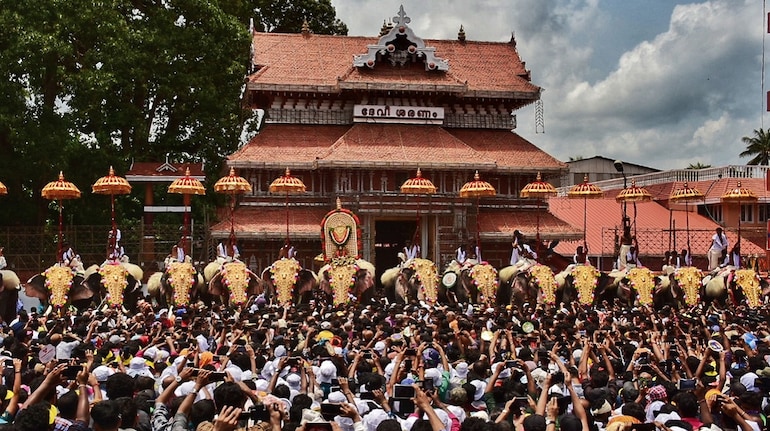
[336, 197, 342, 210]
[393, 5, 410, 26]
[509, 31, 517, 48]
[458, 25, 466, 42]
[301, 19, 311, 37]
[380, 20, 390, 36]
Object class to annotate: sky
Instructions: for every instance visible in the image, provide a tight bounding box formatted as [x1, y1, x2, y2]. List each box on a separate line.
[330, 0, 769, 170]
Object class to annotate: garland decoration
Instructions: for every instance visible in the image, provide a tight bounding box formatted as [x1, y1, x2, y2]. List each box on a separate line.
[529, 264, 556, 305]
[44, 265, 73, 308]
[673, 266, 702, 306]
[99, 263, 128, 308]
[571, 264, 599, 305]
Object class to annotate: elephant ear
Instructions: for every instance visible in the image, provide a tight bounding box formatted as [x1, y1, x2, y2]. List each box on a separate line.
[70, 276, 95, 302]
[0, 270, 20, 291]
[209, 272, 224, 297]
[25, 274, 49, 300]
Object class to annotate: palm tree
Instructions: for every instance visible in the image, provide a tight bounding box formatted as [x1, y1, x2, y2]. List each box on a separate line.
[687, 162, 711, 169]
[740, 128, 770, 165]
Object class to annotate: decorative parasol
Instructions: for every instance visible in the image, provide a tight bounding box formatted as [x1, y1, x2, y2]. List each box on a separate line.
[401, 168, 436, 251]
[459, 171, 496, 258]
[92, 166, 132, 259]
[521, 172, 557, 259]
[669, 182, 704, 253]
[214, 168, 252, 254]
[42, 172, 82, 263]
[567, 175, 603, 250]
[168, 167, 206, 259]
[721, 181, 758, 252]
[0, 180, 7, 196]
[269, 168, 306, 246]
[615, 179, 652, 242]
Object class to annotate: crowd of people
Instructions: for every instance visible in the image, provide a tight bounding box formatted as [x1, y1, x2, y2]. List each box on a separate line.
[0, 291, 769, 431]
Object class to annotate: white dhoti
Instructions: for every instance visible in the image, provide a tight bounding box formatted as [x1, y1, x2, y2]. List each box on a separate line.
[707, 249, 722, 271]
[617, 244, 632, 270]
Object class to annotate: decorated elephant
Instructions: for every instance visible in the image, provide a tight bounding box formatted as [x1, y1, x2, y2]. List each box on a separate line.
[204, 260, 261, 307]
[380, 258, 440, 304]
[439, 260, 498, 305]
[318, 257, 375, 305]
[0, 270, 21, 324]
[25, 264, 91, 313]
[82, 260, 144, 311]
[702, 267, 769, 308]
[147, 259, 205, 308]
[259, 258, 318, 305]
[498, 263, 558, 306]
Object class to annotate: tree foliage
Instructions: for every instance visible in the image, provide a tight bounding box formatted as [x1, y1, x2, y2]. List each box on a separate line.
[686, 162, 711, 169]
[740, 128, 770, 166]
[0, 0, 347, 227]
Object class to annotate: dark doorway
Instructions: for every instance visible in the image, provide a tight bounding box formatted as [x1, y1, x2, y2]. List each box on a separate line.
[374, 220, 417, 290]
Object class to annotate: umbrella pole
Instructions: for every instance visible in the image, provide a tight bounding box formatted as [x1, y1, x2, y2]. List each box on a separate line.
[110, 194, 117, 256]
[58, 200, 63, 263]
[583, 196, 588, 249]
[285, 192, 290, 246]
[536, 199, 541, 260]
[685, 201, 690, 252]
[229, 195, 236, 248]
[476, 197, 481, 257]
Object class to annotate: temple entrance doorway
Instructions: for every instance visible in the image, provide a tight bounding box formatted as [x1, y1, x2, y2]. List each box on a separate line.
[374, 219, 416, 291]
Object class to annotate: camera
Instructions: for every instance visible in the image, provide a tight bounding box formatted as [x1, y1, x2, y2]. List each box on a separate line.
[320, 403, 342, 420]
[238, 404, 270, 422]
[393, 384, 415, 399]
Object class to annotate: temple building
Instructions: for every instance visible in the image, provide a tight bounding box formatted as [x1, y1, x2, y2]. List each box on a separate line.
[212, 7, 580, 275]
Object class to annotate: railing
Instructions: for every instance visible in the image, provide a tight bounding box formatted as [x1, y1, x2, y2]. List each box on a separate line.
[557, 165, 770, 195]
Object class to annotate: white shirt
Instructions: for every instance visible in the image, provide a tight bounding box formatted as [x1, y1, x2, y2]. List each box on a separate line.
[217, 242, 227, 258]
[710, 233, 728, 252]
[456, 247, 466, 263]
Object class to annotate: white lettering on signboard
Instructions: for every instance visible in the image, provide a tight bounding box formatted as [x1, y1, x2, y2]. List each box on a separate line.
[353, 105, 444, 124]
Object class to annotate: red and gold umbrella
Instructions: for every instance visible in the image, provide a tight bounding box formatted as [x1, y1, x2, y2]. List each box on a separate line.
[615, 179, 652, 241]
[269, 168, 306, 246]
[214, 168, 252, 249]
[721, 181, 758, 250]
[669, 182, 704, 252]
[568, 175, 603, 249]
[42, 172, 82, 263]
[401, 168, 436, 249]
[92, 166, 132, 258]
[521, 172, 557, 258]
[168, 168, 206, 257]
[460, 171, 496, 256]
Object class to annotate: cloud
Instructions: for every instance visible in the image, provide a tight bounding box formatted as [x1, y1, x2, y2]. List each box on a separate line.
[333, 0, 766, 170]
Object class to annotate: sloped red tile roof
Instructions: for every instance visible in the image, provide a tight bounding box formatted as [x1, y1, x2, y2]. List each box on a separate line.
[249, 33, 539, 97]
[230, 124, 565, 172]
[126, 162, 205, 178]
[547, 197, 765, 258]
[318, 124, 496, 169]
[210, 207, 326, 239]
[448, 129, 566, 172]
[228, 125, 350, 168]
[478, 210, 582, 241]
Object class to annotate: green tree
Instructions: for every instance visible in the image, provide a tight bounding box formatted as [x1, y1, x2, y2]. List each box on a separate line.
[249, 0, 348, 35]
[740, 128, 770, 165]
[0, 0, 347, 228]
[686, 162, 711, 169]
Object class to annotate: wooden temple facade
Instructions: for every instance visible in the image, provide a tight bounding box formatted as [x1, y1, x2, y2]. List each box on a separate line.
[212, 7, 580, 274]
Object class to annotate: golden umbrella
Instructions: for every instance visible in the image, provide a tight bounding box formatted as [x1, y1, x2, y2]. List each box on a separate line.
[460, 171, 496, 257]
[214, 168, 253, 252]
[269, 168, 306, 246]
[568, 175, 603, 250]
[669, 182, 704, 253]
[721, 181, 758, 254]
[168, 167, 206, 258]
[521, 172, 557, 258]
[92, 166, 132, 259]
[400, 168, 436, 251]
[42, 172, 82, 263]
[615, 179, 652, 241]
